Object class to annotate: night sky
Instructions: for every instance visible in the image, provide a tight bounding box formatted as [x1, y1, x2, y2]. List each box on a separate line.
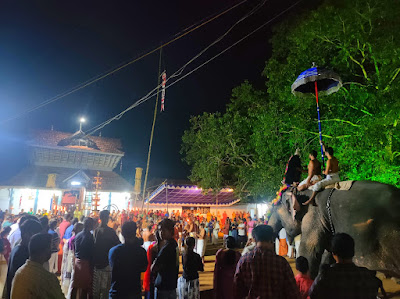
[0, 0, 312, 184]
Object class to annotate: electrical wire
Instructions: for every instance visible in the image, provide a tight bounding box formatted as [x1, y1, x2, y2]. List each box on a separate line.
[84, 0, 302, 137]
[0, 0, 248, 125]
[170, 0, 268, 80]
[85, 0, 268, 136]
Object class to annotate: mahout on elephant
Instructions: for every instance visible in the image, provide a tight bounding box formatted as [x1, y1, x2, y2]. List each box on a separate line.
[268, 181, 400, 279]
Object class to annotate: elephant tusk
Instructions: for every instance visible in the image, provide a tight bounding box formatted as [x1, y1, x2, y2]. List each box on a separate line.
[353, 219, 374, 229]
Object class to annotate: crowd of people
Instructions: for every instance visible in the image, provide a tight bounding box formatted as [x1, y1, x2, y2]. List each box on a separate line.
[0, 207, 387, 299]
[0, 207, 263, 299]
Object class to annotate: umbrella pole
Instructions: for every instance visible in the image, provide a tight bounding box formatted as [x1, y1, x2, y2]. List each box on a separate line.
[315, 81, 325, 165]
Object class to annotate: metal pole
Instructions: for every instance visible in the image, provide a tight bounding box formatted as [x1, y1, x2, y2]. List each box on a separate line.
[166, 183, 168, 215]
[141, 47, 163, 212]
[315, 81, 325, 165]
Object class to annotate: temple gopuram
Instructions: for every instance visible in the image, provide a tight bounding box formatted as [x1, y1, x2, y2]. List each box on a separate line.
[0, 129, 133, 214]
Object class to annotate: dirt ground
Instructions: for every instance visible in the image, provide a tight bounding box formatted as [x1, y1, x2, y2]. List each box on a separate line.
[197, 255, 400, 299]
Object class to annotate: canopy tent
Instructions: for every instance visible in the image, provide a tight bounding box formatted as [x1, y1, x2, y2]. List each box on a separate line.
[145, 184, 240, 207]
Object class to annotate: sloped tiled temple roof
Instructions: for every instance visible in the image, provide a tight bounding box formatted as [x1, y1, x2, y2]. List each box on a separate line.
[28, 129, 124, 171]
[30, 129, 123, 154]
[0, 129, 133, 192]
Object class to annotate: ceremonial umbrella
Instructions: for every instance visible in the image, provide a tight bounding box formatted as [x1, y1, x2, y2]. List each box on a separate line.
[291, 65, 342, 164]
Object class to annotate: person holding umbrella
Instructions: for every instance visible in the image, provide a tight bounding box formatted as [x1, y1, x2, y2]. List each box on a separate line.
[303, 145, 340, 205]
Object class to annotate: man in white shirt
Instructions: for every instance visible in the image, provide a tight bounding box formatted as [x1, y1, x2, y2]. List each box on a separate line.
[8, 215, 29, 249]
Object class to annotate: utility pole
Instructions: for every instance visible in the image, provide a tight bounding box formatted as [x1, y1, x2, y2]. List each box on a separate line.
[141, 47, 163, 211]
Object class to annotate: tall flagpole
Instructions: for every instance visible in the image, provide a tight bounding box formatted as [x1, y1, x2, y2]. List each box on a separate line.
[141, 47, 163, 211]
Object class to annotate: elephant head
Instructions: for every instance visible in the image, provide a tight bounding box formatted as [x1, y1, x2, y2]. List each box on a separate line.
[268, 188, 313, 242]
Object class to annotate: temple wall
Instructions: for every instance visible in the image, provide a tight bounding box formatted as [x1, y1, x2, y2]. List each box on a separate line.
[0, 189, 9, 211]
[90, 191, 131, 211]
[0, 188, 132, 214]
[142, 204, 183, 215]
[210, 203, 269, 219]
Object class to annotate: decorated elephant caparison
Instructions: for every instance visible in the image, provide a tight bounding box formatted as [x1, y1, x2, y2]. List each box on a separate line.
[268, 181, 400, 279]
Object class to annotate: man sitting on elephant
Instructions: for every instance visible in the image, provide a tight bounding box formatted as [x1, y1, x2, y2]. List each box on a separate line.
[297, 150, 322, 191]
[303, 146, 340, 205]
[286, 150, 322, 217]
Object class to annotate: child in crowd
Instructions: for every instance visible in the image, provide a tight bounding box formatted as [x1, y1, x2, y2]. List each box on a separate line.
[295, 256, 314, 299]
[177, 237, 204, 299]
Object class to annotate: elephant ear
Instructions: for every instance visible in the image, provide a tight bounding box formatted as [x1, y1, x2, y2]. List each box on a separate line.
[281, 187, 310, 221]
[293, 192, 311, 221]
[280, 188, 293, 212]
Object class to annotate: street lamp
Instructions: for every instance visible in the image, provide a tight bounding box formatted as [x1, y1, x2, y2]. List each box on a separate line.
[79, 117, 86, 131]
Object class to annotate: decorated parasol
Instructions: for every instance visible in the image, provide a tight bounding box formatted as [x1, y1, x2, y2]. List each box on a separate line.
[291, 65, 342, 164]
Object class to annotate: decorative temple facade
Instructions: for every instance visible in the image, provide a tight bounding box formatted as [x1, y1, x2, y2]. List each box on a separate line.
[0, 129, 133, 214]
[145, 182, 269, 219]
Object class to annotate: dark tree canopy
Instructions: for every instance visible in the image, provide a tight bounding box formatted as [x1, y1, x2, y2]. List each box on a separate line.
[181, 0, 400, 201]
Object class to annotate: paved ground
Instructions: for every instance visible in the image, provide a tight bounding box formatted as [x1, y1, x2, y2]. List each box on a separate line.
[196, 241, 400, 299]
[1, 241, 398, 298]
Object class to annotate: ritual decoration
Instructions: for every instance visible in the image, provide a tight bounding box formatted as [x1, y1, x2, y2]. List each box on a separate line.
[51, 194, 57, 213]
[160, 71, 166, 111]
[92, 171, 102, 214]
[291, 65, 342, 164]
[272, 184, 289, 205]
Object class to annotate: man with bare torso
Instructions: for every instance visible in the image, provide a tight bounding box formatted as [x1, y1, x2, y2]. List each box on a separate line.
[297, 150, 322, 191]
[184, 217, 198, 238]
[303, 146, 340, 205]
[143, 225, 155, 251]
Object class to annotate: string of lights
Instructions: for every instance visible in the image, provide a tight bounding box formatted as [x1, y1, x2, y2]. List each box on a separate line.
[84, 0, 303, 137]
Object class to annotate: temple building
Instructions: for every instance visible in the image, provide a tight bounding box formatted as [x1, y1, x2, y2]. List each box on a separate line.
[145, 182, 269, 219]
[0, 129, 133, 214]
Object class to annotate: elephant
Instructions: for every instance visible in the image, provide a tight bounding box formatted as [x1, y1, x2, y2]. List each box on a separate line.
[268, 180, 400, 279]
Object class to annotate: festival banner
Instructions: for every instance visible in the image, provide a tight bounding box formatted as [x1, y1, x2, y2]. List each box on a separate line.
[160, 71, 166, 111]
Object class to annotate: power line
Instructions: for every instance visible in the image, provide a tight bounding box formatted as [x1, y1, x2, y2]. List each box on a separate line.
[85, 0, 302, 137]
[170, 0, 268, 81]
[85, 0, 268, 136]
[85, 0, 267, 136]
[0, 0, 248, 125]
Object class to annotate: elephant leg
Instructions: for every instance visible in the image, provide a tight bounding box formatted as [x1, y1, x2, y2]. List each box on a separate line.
[299, 209, 330, 279]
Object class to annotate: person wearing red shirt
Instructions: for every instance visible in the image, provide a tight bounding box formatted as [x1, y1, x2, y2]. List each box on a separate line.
[120, 210, 128, 227]
[59, 214, 72, 241]
[1, 226, 12, 262]
[222, 218, 230, 241]
[222, 211, 228, 225]
[295, 256, 314, 299]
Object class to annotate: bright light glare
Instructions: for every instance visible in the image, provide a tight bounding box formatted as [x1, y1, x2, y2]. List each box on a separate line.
[71, 181, 81, 186]
[80, 117, 86, 123]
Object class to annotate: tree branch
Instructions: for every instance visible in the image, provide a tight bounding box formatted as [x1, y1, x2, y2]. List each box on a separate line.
[349, 105, 373, 116]
[319, 119, 361, 127]
[384, 67, 400, 91]
[293, 127, 352, 139]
